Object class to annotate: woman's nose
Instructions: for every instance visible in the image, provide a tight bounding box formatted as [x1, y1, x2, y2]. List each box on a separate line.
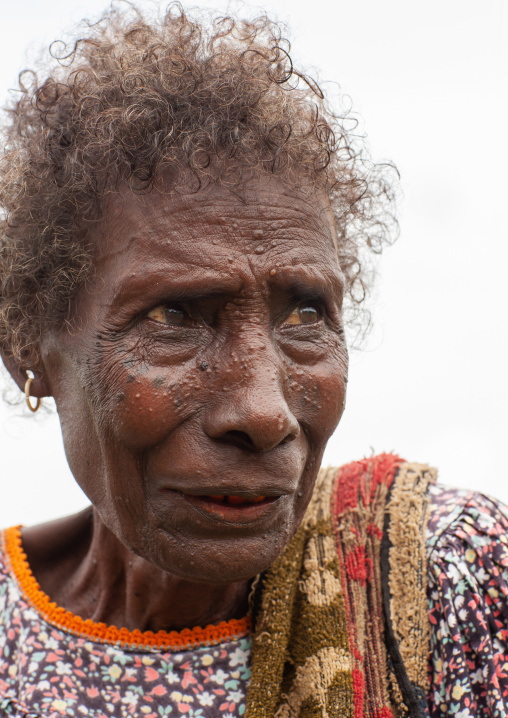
[203, 363, 300, 453]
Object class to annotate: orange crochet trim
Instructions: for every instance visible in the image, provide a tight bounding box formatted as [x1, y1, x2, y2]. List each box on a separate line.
[2, 525, 251, 651]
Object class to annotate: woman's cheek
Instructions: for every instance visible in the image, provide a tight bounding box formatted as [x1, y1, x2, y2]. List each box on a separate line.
[287, 349, 348, 442]
[105, 371, 201, 448]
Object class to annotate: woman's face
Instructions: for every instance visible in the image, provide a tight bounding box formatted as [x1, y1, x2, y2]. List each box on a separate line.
[42, 173, 348, 583]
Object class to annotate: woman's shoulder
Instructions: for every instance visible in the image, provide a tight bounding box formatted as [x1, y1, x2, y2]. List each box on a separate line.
[426, 484, 508, 716]
[0, 527, 19, 584]
[0, 527, 25, 615]
[427, 482, 508, 549]
[0, 527, 34, 632]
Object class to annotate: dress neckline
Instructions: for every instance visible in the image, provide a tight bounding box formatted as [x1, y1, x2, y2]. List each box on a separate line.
[2, 525, 251, 652]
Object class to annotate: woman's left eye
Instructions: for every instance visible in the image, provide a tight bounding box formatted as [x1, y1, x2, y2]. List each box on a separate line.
[284, 304, 321, 326]
[147, 305, 189, 326]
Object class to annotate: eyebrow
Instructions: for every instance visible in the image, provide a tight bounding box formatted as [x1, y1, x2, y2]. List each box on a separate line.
[104, 252, 344, 316]
[107, 265, 244, 314]
[270, 264, 345, 301]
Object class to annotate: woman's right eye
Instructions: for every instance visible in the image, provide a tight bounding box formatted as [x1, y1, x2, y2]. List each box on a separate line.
[146, 305, 188, 326]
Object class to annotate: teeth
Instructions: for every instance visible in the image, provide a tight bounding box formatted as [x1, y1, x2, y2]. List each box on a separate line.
[205, 495, 266, 505]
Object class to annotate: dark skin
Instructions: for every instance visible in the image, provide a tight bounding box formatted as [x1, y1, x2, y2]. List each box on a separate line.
[2, 173, 348, 632]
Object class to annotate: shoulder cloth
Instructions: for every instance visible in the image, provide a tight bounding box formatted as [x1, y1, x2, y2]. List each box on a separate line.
[246, 454, 437, 718]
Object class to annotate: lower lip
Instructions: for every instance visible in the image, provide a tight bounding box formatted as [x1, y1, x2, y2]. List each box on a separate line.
[179, 494, 280, 523]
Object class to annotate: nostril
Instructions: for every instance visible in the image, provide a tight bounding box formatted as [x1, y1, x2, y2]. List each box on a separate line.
[280, 430, 298, 445]
[221, 430, 257, 451]
[218, 427, 297, 452]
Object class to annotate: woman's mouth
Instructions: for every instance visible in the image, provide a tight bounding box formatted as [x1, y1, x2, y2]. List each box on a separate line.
[179, 492, 280, 523]
[207, 494, 267, 505]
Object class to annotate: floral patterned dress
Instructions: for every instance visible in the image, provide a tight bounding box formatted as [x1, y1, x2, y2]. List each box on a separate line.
[0, 527, 252, 718]
[427, 484, 508, 717]
[0, 484, 507, 717]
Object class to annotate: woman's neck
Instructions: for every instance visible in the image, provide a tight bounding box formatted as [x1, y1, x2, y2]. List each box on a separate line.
[21, 507, 251, 632]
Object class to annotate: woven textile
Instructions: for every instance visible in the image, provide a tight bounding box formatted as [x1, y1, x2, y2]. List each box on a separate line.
[246, 455, 436, 718]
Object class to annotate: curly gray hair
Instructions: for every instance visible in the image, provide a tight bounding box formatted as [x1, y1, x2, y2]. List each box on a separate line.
[0, 2, 397, 371]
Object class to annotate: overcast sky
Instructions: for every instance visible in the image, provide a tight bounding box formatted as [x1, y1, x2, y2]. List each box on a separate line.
[0, 0, 507, 526]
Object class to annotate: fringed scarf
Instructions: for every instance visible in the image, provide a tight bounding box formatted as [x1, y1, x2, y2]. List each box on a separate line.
[246, 454, 437, 718]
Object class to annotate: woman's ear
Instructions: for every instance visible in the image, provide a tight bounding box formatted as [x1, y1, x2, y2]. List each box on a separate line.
[0, 348, 51, 397]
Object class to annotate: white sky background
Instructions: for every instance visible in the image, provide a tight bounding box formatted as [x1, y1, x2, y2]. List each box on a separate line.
[0, 0, 507, 526]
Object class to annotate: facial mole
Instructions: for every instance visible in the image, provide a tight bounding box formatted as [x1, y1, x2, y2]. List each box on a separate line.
[200, 361, 209, 371]
[116, 392, 125, 403]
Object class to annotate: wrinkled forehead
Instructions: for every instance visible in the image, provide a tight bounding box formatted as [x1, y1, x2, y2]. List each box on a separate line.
[94, 173, 340, 267]
[76, 173, 345, 322]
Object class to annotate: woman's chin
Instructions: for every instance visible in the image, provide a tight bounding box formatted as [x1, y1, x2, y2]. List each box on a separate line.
[146, 526, 295, 585]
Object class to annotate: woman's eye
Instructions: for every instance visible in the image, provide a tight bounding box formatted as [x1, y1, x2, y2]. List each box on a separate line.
[285, 305, 321, 326]
[147, 305, 188, 326]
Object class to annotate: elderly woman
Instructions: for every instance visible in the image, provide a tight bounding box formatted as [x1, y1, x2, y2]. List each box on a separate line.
[0, 5, 507, 718]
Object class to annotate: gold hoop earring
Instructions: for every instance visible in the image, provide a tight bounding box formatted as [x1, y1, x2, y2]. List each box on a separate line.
[24, 371, 41, 413]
